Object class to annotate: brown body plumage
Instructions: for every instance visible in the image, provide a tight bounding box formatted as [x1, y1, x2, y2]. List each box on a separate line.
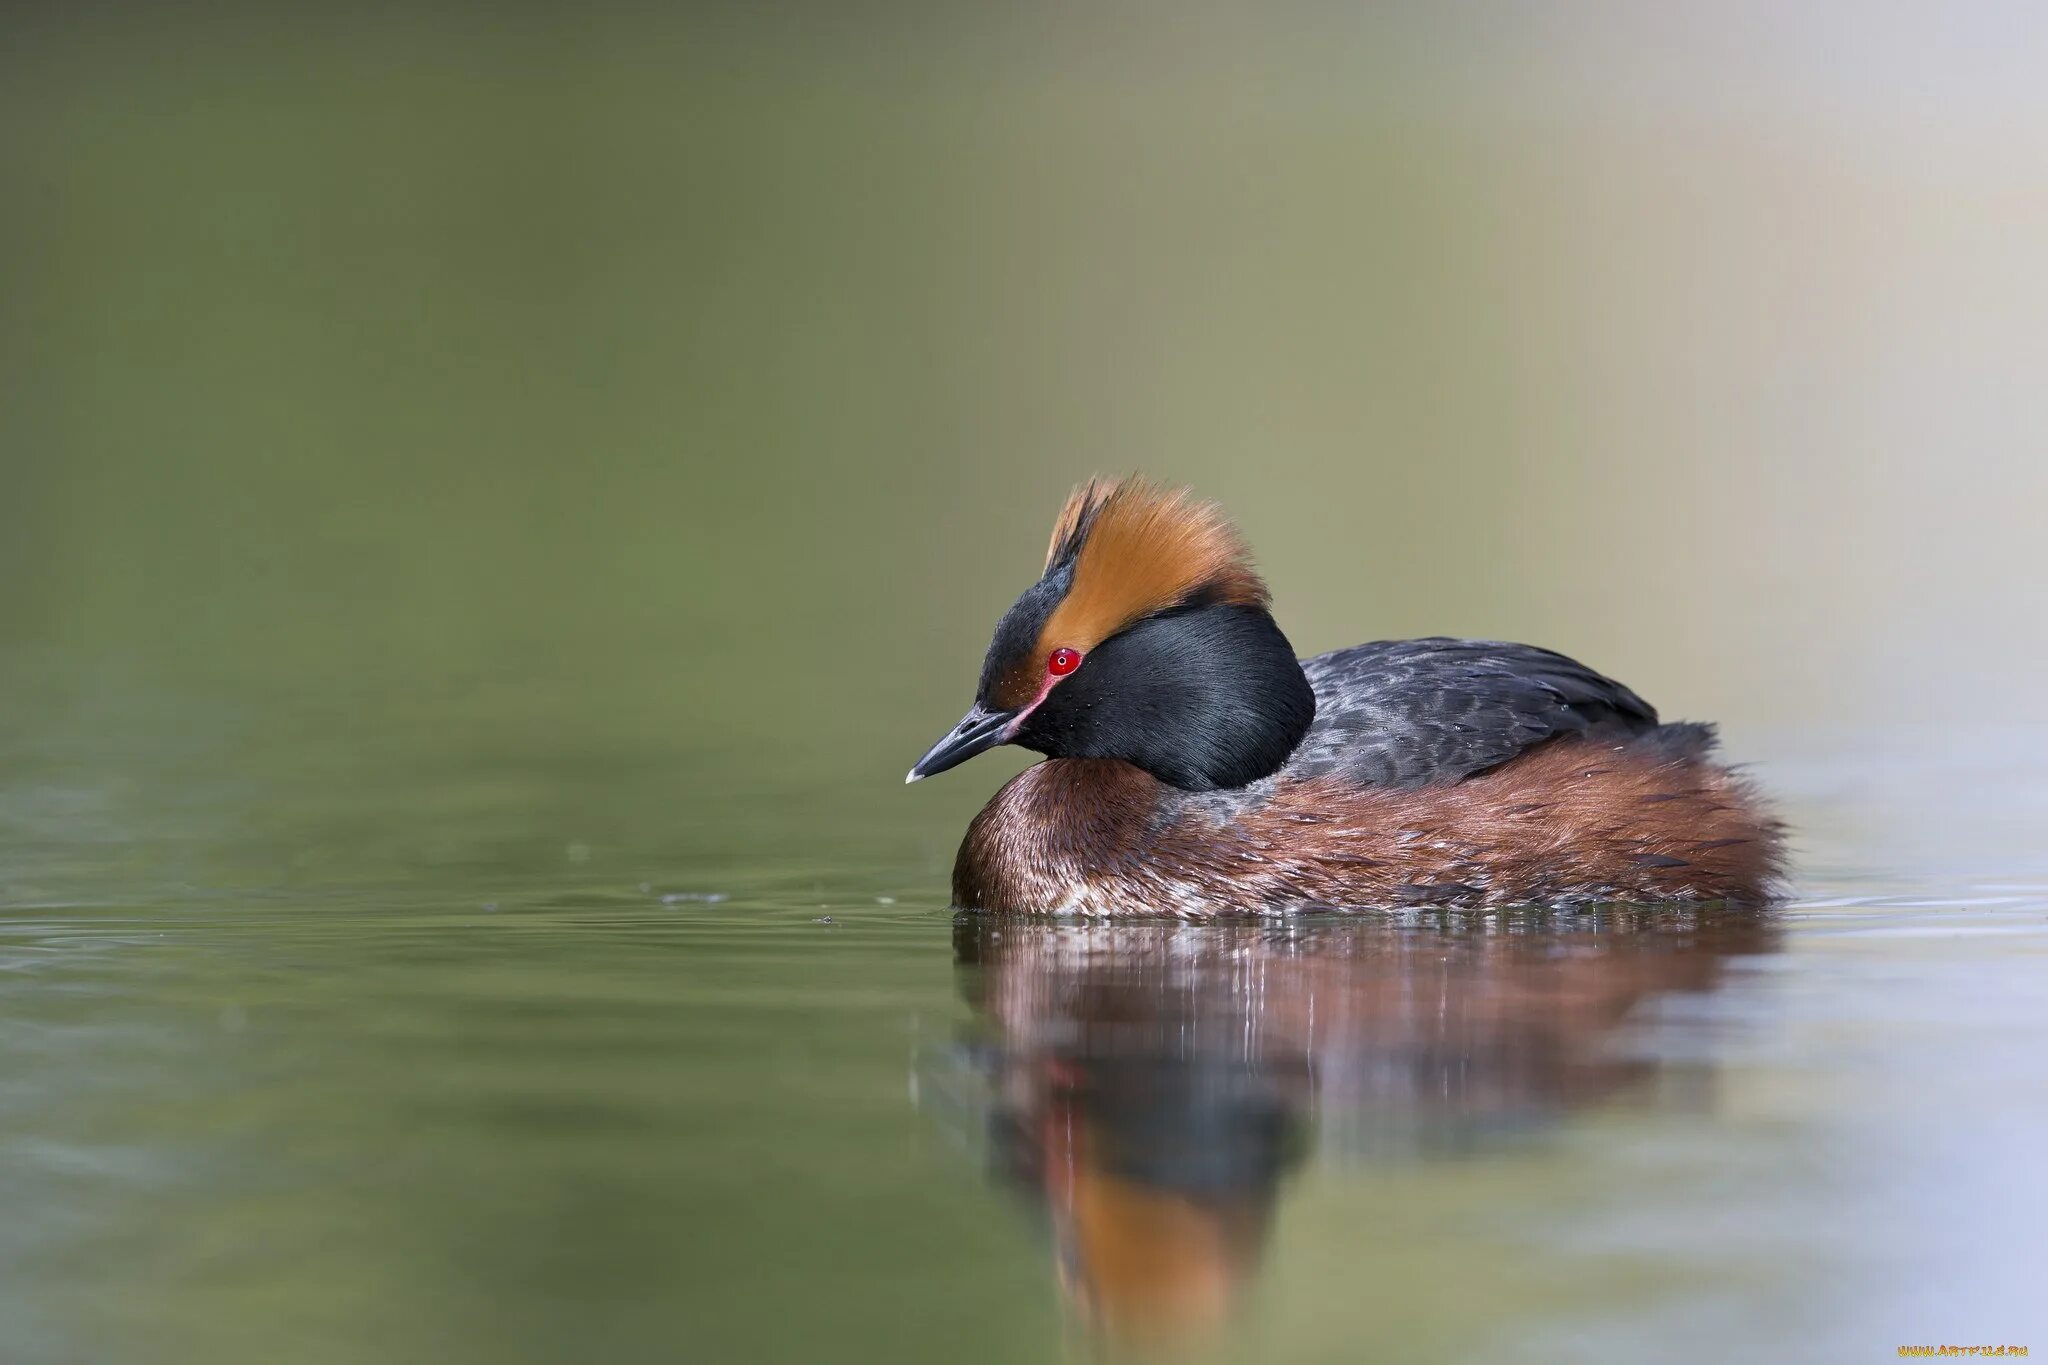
[911, 478, 1784, 915]
[956, 740, 1779, 916]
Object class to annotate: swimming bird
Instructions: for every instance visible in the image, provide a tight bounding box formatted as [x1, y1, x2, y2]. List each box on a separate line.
[908, 478, 1783, 916]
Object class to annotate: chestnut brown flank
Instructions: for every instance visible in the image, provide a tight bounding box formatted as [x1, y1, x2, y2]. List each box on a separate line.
[956, 739, 1784, 915]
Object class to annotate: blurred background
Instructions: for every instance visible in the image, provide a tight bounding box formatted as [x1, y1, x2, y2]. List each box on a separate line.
[8, 3, 2048, 776]
[3, 5, 2046, 1363]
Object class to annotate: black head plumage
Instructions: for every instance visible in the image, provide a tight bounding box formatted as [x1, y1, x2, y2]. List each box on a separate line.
[909, 478, 1315, 791]
[1011, 602, 1314, 791]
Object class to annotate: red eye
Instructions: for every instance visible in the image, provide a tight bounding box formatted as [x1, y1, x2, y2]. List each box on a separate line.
[1047, 647, 1082, 677]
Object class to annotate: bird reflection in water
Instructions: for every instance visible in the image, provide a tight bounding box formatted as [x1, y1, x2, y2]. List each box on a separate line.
[918, 907, 1777, 1345]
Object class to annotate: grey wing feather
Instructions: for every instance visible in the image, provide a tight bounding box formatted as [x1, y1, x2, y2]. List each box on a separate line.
[1290, 637, 1664, 787]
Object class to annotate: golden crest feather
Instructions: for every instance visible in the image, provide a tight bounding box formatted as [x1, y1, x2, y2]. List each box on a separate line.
[1039, 477, 1268, 653]
[982, 478, 1270, 709]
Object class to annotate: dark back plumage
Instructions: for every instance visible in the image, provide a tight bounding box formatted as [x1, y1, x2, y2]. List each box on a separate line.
[1289, 637, 1665, 788]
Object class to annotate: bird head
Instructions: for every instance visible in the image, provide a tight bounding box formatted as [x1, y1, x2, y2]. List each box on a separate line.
[908, 478, 1315, 792]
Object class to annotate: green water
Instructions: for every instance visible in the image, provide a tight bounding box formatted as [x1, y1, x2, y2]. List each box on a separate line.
[6, 8, 2048, 1361]
[5, 669, 2046, 1362]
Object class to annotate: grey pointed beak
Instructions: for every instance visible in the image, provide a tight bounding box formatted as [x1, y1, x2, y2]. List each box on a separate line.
[906, 703, 1016, 783]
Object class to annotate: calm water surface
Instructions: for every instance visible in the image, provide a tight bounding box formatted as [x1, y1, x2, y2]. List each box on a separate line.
[2, 677, 2043, 1364]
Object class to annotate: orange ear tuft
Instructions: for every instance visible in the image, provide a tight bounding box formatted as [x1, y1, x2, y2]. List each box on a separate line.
[1038, 478, 1268, 655]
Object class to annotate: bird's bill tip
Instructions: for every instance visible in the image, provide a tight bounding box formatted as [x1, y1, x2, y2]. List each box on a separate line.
[906, 703, 1015, 783]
